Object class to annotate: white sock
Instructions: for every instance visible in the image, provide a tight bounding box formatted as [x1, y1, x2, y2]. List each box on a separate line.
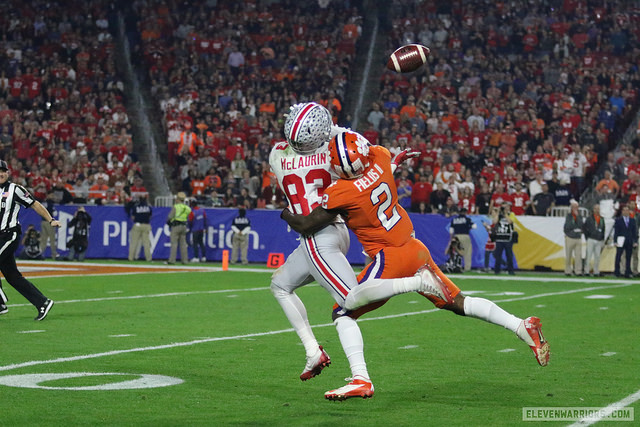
[272, 286, 318, 357]
[463, 296, 522, 332]
[344, 277, 422, 311]
[335, 316, 369, 380]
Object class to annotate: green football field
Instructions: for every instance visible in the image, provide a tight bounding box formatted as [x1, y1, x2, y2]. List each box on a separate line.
[0, 262, 638, 426]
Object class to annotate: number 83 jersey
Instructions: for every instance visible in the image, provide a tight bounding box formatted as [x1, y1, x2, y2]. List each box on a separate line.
[321, 145, 414, 257]
[269, 141, 335, 216]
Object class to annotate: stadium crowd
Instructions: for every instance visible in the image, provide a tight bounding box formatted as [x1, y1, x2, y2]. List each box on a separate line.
[137, 0, 362, 208]
[0, 0, 148, 207]
[1, 0, 639, 219]
[372, 0, 640, 216]
[136, 0, 639, 216]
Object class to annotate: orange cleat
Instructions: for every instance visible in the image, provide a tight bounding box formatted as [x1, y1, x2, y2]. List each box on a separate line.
[300, 346, 331, 381]
[325, 378, 374, 401]
[518, 316, 550, 366]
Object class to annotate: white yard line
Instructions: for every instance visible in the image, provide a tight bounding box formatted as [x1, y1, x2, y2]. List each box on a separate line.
[0, 282, 633, 372]
[6, 281, 634, 309]
[6, 287, 272, 308]
[567, 389, 640, 426]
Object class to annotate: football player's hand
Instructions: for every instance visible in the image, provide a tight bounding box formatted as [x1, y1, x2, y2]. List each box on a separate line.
[391, 149, 420, 167]
[280, 208, 293, 220]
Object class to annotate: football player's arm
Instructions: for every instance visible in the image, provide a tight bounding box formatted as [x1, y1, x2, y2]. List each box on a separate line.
[281, 207, 339, 236]
[391, 149, 420, 174]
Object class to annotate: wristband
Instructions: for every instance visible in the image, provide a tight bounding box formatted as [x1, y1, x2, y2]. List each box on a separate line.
[49, 219, 55, 224]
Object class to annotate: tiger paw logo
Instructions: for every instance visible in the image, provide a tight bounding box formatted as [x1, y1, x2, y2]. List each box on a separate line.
[354, 134, 370, 156]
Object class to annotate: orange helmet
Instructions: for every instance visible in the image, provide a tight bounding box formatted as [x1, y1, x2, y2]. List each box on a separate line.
[328, 131, 371, 179]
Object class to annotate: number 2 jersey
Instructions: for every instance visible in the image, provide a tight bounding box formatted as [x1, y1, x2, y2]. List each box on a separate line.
[269, 141, 335, 216]
[321, 145, 414, 258]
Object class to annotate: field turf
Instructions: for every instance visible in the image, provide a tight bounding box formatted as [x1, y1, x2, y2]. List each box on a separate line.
[0, 262, 638, 426]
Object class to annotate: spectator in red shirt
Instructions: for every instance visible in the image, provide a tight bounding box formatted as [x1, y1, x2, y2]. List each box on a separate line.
[522, 28, 539, 52]
[621, 171, 640, 197]
[511, 182, 531, 215]
[13, 129, 32, 161]
[362, 122, 379, 146]
[489, 181, 512, 212]
[129, 176, 148, 199]
[457, 187, 476, 213]
[55, 116, 73, 143]
[410, 174, 432, 212]
[9, 69, 24, 98]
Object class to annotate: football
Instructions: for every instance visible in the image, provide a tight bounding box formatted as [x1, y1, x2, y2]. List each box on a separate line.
[386, 44, 430, 73]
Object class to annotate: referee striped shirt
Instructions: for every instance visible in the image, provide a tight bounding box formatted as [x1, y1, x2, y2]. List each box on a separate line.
[0, 182, 36, 232]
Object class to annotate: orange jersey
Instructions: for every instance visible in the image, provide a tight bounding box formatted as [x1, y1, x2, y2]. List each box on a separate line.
[322, 145, 414, 257]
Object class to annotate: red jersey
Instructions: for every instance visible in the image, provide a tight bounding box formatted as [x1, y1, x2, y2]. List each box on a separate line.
[458, 196, 475, 213]
[511, 191, 530, 215]
[411, 181, 432, 205]
[491, 191, 512, 207]
[9, 77, 24, 97]
[322, 145, 413, 257]
[468, 130, 486, 153]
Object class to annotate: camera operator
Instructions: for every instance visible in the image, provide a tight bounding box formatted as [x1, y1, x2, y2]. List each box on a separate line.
[66, 206, 92, 261]
[20, 225, 43, 260]
[492, 202, 517, 275]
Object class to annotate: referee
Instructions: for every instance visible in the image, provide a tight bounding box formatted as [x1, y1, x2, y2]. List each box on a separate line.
[0, 160, 58, 320]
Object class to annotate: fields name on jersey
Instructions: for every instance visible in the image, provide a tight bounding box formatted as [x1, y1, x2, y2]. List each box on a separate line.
[354, 163, 384, 192]
[281, 152, 328, 170]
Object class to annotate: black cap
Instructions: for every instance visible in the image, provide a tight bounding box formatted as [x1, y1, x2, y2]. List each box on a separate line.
[0, 160, 7, 171]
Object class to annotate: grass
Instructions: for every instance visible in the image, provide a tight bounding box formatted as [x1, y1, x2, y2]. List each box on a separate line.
[0, 265, 638, 426]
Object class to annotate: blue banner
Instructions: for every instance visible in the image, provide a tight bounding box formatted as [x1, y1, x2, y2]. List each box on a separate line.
[20, 206, 499, 267]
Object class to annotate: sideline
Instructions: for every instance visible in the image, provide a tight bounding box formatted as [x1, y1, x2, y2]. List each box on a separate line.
[0, 282, 632, 373]
[19, 260, 640, 283]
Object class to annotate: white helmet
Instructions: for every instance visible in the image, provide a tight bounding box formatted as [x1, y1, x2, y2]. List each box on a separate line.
[283, 102, 332, 154]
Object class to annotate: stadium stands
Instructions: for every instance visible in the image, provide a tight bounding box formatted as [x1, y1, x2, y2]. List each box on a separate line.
[371, 0, 640, 214]
[3, 0, 639, 219]
[136, 0, 363, 207]
[0, 0, 146, 206]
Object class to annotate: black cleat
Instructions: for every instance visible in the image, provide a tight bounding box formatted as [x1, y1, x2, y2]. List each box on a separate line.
[35, 299, 54, 321]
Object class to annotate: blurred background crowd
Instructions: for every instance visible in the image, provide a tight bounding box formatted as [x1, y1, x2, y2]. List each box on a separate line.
[1, 0, 638, 219]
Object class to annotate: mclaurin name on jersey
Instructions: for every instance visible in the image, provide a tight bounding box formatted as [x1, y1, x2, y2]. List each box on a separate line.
[280, 151, 328, 171]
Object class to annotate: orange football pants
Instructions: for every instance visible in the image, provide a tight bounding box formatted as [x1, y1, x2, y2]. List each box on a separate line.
[341, 238, 461, 319]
